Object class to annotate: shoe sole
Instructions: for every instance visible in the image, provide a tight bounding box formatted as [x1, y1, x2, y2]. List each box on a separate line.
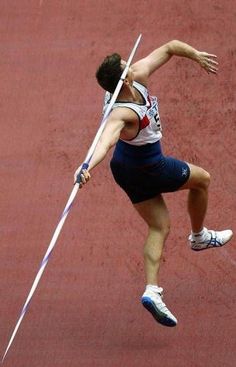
[142, 297, 177, 327]
[191, 232, 233, 251]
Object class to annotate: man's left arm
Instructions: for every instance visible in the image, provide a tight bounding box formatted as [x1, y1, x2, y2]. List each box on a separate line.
[132, 40, 218, 82]
[167, 40, 218, 74]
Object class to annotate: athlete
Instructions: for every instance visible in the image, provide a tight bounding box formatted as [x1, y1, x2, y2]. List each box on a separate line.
[74, 40, 233, 327]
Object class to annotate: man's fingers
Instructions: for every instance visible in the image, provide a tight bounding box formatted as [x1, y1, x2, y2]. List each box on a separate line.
[78, 169, 91, 186]
[208, 59, 218, 65]
[200, 56, 218, 74]
[206, 53, 217, 59]
[204, 66, 218, 75]
[199, 52, 219, 73]
[207, 60, 218, 70]
[201, 52, 217, 59]
[207, 61, 218, 73]
[209, 68, 217, 74]
[82, 169, 91, 181]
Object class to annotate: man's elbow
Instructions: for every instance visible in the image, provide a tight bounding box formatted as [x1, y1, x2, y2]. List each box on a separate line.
[166, 40, 181, 55]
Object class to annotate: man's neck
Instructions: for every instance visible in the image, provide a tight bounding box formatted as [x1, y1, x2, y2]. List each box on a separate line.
[117, 84, 137, 102]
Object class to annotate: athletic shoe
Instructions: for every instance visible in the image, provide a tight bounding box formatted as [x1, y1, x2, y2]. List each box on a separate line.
[141, 287, 177, 327]
[189, 228, 233, 251]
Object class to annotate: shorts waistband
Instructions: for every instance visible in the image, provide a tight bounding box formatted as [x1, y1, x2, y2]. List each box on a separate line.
[113, 140, 163, 166]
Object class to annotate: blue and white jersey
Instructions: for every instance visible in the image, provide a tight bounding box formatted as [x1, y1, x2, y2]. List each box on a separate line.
[103, 81, 162, 146]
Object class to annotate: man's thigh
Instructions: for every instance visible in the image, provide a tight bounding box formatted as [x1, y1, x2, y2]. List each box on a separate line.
[179, 163, 210, 190]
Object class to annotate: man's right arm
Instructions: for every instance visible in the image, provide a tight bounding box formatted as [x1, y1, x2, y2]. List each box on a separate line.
[87, 116, 125, 171]
[74, 110, 126, 185]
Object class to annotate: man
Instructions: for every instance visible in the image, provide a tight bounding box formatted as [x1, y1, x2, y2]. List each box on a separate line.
[74, 40, 233, 327]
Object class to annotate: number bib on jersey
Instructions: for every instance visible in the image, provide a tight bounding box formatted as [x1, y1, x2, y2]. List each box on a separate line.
[146, 96, 162, 132]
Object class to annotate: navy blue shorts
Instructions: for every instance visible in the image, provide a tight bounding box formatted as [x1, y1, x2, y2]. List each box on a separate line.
[110, 140, 190, 204]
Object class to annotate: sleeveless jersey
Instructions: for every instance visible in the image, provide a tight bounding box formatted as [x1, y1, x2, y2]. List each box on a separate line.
[103, 81, 162, 146]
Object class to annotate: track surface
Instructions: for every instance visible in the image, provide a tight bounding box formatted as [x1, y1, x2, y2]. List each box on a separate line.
[0, 1, 235, 366]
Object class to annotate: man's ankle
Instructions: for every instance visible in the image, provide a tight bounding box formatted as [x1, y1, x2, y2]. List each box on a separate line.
[191, 227, 210, 242]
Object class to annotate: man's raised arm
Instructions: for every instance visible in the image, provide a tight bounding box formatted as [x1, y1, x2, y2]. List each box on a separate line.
[132, 40, 218, 82]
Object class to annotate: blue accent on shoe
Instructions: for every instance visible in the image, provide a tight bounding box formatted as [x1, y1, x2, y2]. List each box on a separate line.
[141, 296, 177, 327]
[206, 232, 222, 247]
[191, 232, 222, 251]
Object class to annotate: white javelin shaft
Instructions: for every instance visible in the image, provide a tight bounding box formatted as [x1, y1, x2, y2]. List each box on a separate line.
[1, 184, 79, 363]
[2, 33, 142, 363]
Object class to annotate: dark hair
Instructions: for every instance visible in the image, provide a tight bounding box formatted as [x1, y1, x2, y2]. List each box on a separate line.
[96, 53, 122, 93]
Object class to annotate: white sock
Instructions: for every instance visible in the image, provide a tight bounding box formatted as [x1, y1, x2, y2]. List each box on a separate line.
[146, 284, 162, 293]
[191, 227, 210, 241]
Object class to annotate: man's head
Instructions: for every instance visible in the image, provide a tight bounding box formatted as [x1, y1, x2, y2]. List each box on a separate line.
[96, 53, 123, 93]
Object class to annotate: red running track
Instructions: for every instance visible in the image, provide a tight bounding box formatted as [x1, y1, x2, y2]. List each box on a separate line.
[0, 1, 235, 366]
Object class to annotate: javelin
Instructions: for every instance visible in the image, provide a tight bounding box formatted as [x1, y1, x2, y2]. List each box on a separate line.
[2, 33, 142, 363]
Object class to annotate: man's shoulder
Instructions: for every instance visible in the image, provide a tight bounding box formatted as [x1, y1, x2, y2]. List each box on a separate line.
[132, 59, 149, 85]
[109, 105, 139, 124]
[133, 80, 148, 93]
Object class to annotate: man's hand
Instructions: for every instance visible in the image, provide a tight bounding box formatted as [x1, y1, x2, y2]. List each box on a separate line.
[74, 166, 91, 188]
[196, 52, 218, 74]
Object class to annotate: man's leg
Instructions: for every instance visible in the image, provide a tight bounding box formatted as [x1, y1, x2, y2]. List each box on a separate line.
[180, 163, 233, 250]
[179, 163, 210, 232]
[134, 195, 170, 285]
[133, 195, 177, 327]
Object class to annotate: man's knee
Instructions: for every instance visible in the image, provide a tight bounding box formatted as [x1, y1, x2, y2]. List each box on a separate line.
[149, 221, 170, 239]
[198, 170, 211, 189]
[187, 165, 211, 190]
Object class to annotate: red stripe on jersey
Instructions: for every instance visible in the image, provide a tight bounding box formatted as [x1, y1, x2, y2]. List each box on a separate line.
[140, 115, 150, 130]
